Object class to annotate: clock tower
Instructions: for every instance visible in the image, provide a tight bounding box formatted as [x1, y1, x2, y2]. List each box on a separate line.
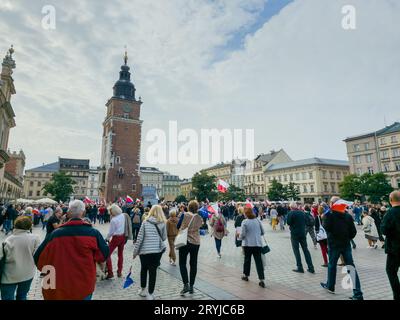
[99, 51, 142, 202]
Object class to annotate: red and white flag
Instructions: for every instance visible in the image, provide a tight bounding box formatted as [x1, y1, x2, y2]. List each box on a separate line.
[84, 196, 94, 204]
[217, 179, 230, 193]
[208, 203, 219, 215]
[331, 199, 353, 213]
[126, 195, 134, 204]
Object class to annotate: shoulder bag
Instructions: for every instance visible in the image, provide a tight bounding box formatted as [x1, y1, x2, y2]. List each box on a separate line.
[175, 215, 195, 250]
[258, 220, 271, 254]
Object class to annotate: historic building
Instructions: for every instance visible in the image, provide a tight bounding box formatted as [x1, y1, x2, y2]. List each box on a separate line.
[99, 51, 142, 202]
[59, 158, 90, 200]
[87, 167, 100, 202]
[23, 162, 59, 200]
[0, 46, 17, 202]
[202, 162, 232, 184]
[244, 149, 292, 200]
[161, 173, 181, 202]
[265, 158, 350, 203]
[1, 150, 25, 202]
[344, 122, 400, 189]
[180, 179, 193, 200]
[139, 167, 163, 198]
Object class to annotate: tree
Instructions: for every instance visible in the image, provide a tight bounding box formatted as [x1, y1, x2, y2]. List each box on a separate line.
[340, 173, 393, 203]
[175, 195, 188, 203]
[267, 179, 286, 201]
[192, 171, 218, 202]
[339, 174, 362, 201]
[43, 171, 76, 202]
[285, 182, 300, 201]
[218, 185, 246, 202]
[360, 173, 393, 203]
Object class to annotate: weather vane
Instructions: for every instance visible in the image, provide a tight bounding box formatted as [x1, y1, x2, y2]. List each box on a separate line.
[124, 45, 128, 65]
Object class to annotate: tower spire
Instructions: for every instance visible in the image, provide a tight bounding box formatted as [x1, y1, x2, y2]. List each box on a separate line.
[124, 46, 128, 66]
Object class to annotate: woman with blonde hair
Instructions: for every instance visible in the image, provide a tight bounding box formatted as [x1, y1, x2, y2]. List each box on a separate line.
[133, 205, 167, 300]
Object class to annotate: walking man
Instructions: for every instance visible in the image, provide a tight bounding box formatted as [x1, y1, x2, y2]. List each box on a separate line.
[321, 197, 363, 300]
[381, 190, 400, 300]
[287, 202, 315, 274]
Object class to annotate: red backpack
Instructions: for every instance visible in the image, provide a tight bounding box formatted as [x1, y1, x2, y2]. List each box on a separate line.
[215, 216, 225, 233]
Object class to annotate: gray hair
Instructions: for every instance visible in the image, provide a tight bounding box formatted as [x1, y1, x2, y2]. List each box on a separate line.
[54, 206, 62, 214]
[289, 201, 298, 209]
[68, 200, 85, 218]
[109, 204, 122, 216]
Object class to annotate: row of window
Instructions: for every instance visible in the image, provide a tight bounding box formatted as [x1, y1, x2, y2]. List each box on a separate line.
[353, 135, 398, 152]
[355, 162, 400, 175]
[354, 149, 400, 164]
[245, 175, 264, 183]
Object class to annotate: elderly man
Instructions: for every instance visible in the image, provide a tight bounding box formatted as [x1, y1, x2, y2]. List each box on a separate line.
[105, 204, 132, 279]
[381, 190, 400, 300]
[34, 200, 109, 300]
[287, 202, 315, 274]
[321, 196, 363, 300]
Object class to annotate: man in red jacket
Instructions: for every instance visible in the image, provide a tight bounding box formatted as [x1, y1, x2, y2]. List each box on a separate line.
[34, 200, 109, 300]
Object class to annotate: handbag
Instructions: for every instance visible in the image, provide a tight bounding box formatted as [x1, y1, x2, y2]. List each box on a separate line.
[0, 242, 6, 281]
[259, 221, 271, 254]
[174, 215, 195, 249]
[316, 216, 327, 241]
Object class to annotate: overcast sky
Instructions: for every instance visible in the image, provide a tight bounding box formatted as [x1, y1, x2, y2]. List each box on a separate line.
[1, 0, 399, 178]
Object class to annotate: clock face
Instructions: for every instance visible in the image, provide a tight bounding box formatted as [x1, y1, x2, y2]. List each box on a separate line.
[123, 105, 132, 113]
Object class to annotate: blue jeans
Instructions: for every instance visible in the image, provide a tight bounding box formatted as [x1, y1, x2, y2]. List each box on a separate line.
[326, 244, 363, 299]
[215, 238, 222, 254]
[3, 219, 12, 234]
[0, 278, 33, 300]
[354, 212, 361, 225]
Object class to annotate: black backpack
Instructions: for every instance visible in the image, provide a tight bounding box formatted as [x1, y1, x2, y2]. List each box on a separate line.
[305, 212, 315, 227]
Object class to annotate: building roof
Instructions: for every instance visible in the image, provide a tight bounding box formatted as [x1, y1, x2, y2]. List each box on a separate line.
[26, 161, 59, 172]
[140, 167, 164, 174]
[344, 122, 400, 142]
[267, 158, 349, 171]
[203, 162, 232, 171]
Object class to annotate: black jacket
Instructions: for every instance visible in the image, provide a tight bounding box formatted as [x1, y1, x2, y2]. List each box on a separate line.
[381, 206, 400, 256]
[234, 214, 245, 228]
[323, 210, 357, 249]
[287, 210, 307, 238]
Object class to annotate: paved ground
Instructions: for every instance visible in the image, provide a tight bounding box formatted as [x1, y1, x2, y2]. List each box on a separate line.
[0, 218, 394, 300]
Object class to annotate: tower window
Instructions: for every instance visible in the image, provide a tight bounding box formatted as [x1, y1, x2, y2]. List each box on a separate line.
[123, 113, 129, 119]
[116, 156, 121, 164]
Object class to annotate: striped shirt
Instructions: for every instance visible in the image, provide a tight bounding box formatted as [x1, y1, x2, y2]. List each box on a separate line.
[133, 217, 167, 256]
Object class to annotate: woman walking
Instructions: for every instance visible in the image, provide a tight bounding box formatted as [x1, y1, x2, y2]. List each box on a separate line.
[240, 207, 266, 288]
[177, 200, 203, 296]
[166, 210, 179, 266]
[362, 210, 379, 249]
[315, 205, 328, 267]
[234, 206, 245, 247]
[209, 209, 227, 258]
[131, 208, 142, 243]
[133, 205, 167, 300]
[270, 205, 278, 231]
[0, 216, 40, 300]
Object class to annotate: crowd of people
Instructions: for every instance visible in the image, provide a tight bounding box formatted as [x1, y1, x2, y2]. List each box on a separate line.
[0, 190, 399, 301]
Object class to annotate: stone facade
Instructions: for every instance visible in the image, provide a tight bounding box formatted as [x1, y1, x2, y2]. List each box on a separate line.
[0, 46, 17, 202]
[87, 167, 100, 201]
[344, 122, 400, 189]
[1, 150, 25, 202]
[161, 173, 181, 202]
[140, 167, 163, 198]
[244, 149, 292, 200]
[23, 162, 58, 200]
[59, 158, 90, 200]
[265, 158, 350, 203]
[180, 179, 193, 200]
[99, 53, 142, 202]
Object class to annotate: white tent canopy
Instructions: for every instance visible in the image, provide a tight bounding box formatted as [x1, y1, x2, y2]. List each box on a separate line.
[16, 198, 32, 204]
[34, 198, 58, 205]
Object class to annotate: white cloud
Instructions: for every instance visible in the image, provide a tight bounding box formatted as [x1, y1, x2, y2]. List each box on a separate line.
[1, 0, 399, 179]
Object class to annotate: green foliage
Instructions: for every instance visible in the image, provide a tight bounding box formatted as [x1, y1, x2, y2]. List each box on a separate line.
[175, 195, 188, 203]
[42, 171, 76, 202]
[192, 171, 218, 202]
[340, 172, 393, 203]
[285, 182, 300, 201]
[267, 179, 287, 201]
[218, 185, 246, 202]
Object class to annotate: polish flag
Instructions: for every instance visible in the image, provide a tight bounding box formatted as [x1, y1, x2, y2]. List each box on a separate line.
[245, 198, 254, 209]
[208, 203, 219, 215]
[84, 196, 94, 204]
[126, 195, 134, 204]
[217, 179, 230, 193]
[136, 198, 141, 203]
[331, 199, 354, 213]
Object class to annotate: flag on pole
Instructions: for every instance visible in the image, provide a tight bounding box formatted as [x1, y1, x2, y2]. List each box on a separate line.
[217, 179, 230, 193]
[126, 195, 134, 204]
[123, 267, 135, 289]
[84, 196, 94, 204]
